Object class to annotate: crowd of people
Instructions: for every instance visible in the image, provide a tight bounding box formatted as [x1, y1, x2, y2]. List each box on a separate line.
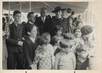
[2, 6, 95, 70]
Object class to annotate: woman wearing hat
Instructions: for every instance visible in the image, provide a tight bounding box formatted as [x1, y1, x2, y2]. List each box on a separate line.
[51, 6, 68, 36]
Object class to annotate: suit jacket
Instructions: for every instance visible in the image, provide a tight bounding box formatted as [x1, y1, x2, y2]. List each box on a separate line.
[6, 22, 24, 53]
[35, 15, 52, 35]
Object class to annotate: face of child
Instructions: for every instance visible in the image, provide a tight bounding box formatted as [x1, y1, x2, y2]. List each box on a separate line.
[74, 29, 82, 38]
[61, 39, 74, 53]
[77, 51, 88, 59]
[43, 35, 51, 44]
[57, 30, 62, 36]
[62, 44, 72, 54]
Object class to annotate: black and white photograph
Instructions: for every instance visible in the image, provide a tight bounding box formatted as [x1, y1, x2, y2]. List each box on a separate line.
[2, 1, 95, 70]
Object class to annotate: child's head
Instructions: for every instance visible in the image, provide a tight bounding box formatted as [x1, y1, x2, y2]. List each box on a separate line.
[41, 32, 51, 44]
[60, 39, 73, 53]
[81, 25, 93, 36]
[74, 28, 82, 38]
[52, 36, 60, 45]
[76, 45, 88, 59]
[56, 26, 63, 36]
[81, 25, 94, 47]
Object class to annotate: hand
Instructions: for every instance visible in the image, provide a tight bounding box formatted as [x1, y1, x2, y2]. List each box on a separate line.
[27, 32, 31, 35]
[18, 41, 23, 46]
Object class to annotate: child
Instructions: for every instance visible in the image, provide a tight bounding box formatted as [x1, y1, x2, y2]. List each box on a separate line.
[76, 45, 89, 70]
[54, 39, 76, 70]
[51, 27, 63, 55]
[81, 25, 95, 69]
[23, 25, 38, 69]
[31, 33, 55, 70]
[63, 32, 77, 53]
[73, 28, 84, 53]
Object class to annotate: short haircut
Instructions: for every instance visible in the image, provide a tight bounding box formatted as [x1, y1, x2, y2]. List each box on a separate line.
[13, 10, 21, 16]
[27, 12, 34, 19]
[55, 26, 63, 33]
[67, 8, 72, 13]
[81, 25, 93, 36]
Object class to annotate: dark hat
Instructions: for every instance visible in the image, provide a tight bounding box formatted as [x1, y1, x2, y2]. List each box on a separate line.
[52, 6, 65, 13]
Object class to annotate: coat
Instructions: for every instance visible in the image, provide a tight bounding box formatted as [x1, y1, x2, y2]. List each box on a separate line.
[23, 36, 38, 69]
[6, 22, 24, 53]
[35, 15, 52, 35]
